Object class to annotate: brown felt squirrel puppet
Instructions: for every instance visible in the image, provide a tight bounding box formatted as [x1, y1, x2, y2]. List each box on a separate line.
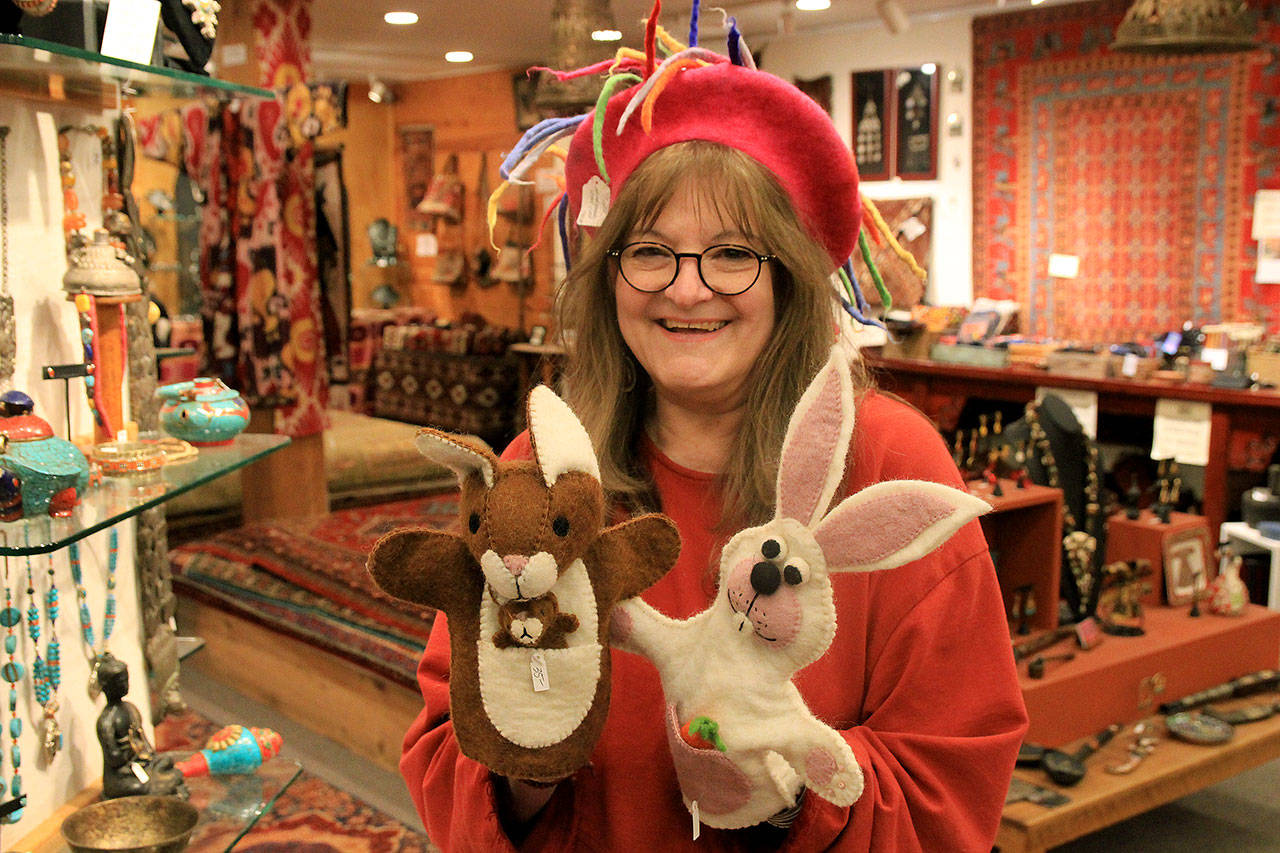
[367, 385, 681, 782]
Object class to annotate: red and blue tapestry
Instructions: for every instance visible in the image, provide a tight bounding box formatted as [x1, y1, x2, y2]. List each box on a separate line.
[973, 0, 1280, 340]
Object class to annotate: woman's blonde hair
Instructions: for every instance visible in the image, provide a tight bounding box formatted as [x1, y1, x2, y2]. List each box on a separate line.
[555, 140, 870, 527]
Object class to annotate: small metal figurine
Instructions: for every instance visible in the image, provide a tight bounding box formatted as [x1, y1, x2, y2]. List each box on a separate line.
[983, 448, 1004, 497]
[1096, 559, 1152, 636]
[1006, 440, 1033, 490]
[1011, 583, 1036, 635]
[95, 653, 187, 800]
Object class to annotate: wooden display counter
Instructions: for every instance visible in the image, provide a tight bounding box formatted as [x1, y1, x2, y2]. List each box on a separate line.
[998, 697, 1280, 852]
[1018, 605, 1280, 745]
[864, 351, 1280, 537]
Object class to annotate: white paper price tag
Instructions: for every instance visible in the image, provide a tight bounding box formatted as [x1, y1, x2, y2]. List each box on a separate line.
[1151, 399, 1212, 467]
[577, 176, 611, 227]
[530, 652, 550, 692]
[129, 761, 151, 784]
[102, 0, 162, 65]
[691, 800, 701, 840]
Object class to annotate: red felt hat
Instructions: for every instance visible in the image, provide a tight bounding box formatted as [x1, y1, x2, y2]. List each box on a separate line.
[564, 61, 861, 271]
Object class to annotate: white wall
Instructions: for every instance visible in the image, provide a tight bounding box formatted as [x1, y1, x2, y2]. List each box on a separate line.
[762, 14, 975, 307]
[0, 99, 152, 841]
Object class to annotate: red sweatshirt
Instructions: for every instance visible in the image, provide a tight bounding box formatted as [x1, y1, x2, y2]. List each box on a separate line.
[398, 390, 1028, 851]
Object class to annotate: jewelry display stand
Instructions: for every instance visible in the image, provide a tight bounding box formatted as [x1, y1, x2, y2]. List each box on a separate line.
[0, 34, 274, 840]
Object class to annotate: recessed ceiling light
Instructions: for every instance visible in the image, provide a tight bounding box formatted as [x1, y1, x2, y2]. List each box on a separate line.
[383, 11, 418, 25]
[795, 0, 831, 10]
[445, 50, 474, 63]
[591, 29, 622, 41]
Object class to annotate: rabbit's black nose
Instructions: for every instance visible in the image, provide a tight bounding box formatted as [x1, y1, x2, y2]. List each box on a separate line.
[751, 561, 781, 595]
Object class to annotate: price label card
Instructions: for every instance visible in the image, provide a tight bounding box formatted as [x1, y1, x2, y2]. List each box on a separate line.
[530, 651, 550, 692]
[1150, 399, 1211, 467]
[101, 0, 162, 65]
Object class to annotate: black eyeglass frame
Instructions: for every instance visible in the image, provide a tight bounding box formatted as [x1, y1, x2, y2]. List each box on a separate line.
[606, 241, 776, 296]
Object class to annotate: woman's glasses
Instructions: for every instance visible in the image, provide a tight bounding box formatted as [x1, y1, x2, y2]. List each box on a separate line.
[608, 241, 774, 296]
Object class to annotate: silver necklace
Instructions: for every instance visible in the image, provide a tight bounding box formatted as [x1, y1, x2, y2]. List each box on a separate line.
[0, 126, 14, 383]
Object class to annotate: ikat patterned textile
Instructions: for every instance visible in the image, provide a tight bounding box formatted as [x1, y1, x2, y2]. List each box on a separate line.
[169, 492, 455, 687]
[372, 349, 521, 450]
[972, 0, 1280, 340]
[135, 102, 329, 437]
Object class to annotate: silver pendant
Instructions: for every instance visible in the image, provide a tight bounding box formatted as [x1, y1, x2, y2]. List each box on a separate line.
[41, 706, 62, 763]
[88, 655, 103, 699]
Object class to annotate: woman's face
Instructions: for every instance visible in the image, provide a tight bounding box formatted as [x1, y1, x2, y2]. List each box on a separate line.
[614, 179, 777, 414]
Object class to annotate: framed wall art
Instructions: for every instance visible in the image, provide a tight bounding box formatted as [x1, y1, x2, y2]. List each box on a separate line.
[512, 73, 541, 131]
[852, 70, 891, 182]
[892, 66, 940, 181]
[1162, 526, 1213, 607]
[794, 74, 833, 116]
[398, 125, 435, 226]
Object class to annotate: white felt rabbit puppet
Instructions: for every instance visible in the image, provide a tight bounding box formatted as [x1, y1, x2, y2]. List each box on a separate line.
[612, 348, 991, 830]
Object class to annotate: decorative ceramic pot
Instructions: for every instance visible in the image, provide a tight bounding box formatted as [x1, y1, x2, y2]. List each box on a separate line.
[156, 378, 250, 446]
[0, 390, 90, 518]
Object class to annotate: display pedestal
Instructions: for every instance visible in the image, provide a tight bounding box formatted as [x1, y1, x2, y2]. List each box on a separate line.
[1104, 510, 1214, 607]
[1219, 521, 1280, 610]
[1018, 604, 1280, 746]
[969, 481, 1063, 633]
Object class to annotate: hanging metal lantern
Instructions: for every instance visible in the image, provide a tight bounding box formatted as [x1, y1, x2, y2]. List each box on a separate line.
[63, 230, 142, 297]
[534, 0, 620, 116]
[1112, 0, 1258, 53]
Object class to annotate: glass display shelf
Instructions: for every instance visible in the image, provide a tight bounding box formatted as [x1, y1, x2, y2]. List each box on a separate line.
[0, 433, 289, 556]
[39, 757, 304, 853]
[0, 34, 273, 103]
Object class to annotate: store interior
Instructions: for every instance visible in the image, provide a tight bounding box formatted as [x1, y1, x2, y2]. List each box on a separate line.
[2, 0, 1280, 849]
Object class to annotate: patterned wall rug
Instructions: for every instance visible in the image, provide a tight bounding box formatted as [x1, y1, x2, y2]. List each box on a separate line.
[157, 711, 435, 852]
[973, 0, 1280, 338]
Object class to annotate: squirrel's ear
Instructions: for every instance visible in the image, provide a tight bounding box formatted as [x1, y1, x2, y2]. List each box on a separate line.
[528, 385, 600, 487]
[776, 348, 855, 527]
[416, 429, 498, 488]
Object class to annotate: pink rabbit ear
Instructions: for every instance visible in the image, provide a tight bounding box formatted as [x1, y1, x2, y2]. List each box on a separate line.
[777, 350, 855, 527]
[813, 481, 990, 573]
[416, 429, 497, 488]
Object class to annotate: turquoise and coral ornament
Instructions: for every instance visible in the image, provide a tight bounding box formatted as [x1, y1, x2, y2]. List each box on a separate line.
[157, 377, 249, 446]
[174, 724, 282, 777]
[0, 391, 90, 518]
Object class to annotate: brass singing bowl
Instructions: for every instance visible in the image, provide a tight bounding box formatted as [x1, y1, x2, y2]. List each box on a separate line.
[61, 795, 199, 853]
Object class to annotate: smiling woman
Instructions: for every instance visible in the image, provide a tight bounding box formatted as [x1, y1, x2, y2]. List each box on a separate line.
[394, 7, 1027, 850]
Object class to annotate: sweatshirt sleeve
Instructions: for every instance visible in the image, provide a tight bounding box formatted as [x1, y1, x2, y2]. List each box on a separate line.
[784, 393, 1028, 851]
[399, 612, 519, 852]
[785, 540, 1028, 852]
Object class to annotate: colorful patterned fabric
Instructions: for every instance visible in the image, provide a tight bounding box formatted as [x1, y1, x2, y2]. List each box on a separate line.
[972, 0, 1280, 339]
[170, 493, 458, 687]
[156, 710, 433, 852]
[372, 350, 520, 450]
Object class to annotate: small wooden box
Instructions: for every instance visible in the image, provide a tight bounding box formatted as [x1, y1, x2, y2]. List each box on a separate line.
[929, 342, 1010, 368]
[1046, 350, 1111, 379]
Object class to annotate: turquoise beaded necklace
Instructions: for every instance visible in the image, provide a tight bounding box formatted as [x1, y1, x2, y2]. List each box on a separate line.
[68, 527, 117, 698]
[24, 534, 61, 764]
[1, 549, 24, 824]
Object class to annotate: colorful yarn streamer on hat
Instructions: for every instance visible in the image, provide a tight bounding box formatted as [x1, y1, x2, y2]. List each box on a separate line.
[489, 0, 926, 328]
